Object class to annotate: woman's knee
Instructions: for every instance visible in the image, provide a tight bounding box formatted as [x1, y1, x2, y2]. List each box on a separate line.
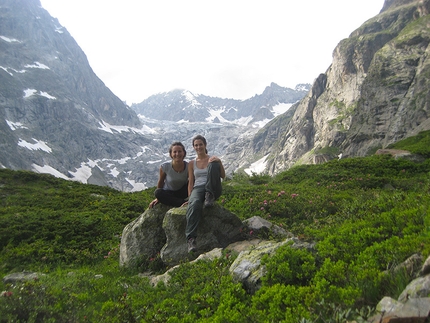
[154, 188, 164, 199]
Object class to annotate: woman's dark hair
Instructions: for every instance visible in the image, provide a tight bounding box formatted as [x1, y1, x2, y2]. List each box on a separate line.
[192, 135, 208, 154]
[169, 142, 186, 158]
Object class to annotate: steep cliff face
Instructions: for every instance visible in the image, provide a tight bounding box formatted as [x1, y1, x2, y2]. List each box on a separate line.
[224, 0, 430, 175]
[0, 0, 153, 189]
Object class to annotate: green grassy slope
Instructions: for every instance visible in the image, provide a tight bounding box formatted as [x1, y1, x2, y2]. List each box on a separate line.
[1, 131, 430, 322]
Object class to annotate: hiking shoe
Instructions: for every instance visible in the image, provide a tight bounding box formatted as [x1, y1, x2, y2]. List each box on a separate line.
[187, 237, 197, 253]
[204, 192, 215, 208]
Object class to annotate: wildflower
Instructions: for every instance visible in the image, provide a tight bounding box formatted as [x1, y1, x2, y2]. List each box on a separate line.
[249, 230, 254, 235]
[291, 193, 298, 198]
[267, 190, 272, 194]
[260, 207, 264, 211]
[277, 192, 281, 197]
[249, 198, 253, 203]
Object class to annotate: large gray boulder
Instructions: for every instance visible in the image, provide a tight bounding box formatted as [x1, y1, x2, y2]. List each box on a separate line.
[119, 205, 170, 267]
[120, 204, 246, 268]
[160, 205, 246, 266]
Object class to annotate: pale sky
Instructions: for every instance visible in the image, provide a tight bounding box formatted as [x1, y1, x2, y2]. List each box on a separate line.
[40, 0, 385, 104]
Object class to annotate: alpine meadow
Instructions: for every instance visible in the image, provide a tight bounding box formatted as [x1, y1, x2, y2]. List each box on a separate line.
[1, 131, 430, 322]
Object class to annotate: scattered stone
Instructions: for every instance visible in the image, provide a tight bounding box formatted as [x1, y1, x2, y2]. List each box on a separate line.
[3, 272, 42, 284]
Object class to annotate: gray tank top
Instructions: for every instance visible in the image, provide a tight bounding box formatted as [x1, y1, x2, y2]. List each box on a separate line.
[193, 156, 209, 187]
[161, 161, 188, 191]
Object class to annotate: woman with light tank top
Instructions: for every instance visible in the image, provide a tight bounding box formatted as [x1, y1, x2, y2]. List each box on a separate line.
[184, 134, 225, 253]
[149, 142, 189, 208]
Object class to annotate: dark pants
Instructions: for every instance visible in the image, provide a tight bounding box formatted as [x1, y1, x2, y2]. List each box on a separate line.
[154, 183, 188, 207]
[185, 162, 222, 239]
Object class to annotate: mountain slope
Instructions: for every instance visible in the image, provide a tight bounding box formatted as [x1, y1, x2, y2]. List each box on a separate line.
[131, 83, 309, 127]
[223, 0, 430, 175]
[0, 0, 310, 191]
[0, 0, 151, 189]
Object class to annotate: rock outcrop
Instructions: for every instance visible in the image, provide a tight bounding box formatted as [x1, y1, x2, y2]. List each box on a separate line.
[120, 204, 246, 267]
[160, 205, 246, 266]
[223, 0, 430, 175]
[229, 238, 315, 293]
[119, 205, 170, 268]
[370, 254, 430, 322]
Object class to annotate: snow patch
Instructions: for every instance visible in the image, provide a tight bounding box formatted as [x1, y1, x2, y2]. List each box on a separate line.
[68, 163, 92, 183]
[32, 164, 69, 180]
[0, 35, 21, 43]
[24, 62, 49, 69]
[125, 178, 147, 192]
[23, 89, 56, 99]
[109, 167, 120, 178]
[24, 89, 37, 98]
[253, 119, 272, 128]
[40, 91, 56, 99]
[244, 155, 269, 175]
[98, 120, 156, 135]
[272, 103, 293, 117]
[6, 120, 28, 131]
[182, 90, 201, 106]
[18, 138, 52, 153]
[0, 66, 13, 76]
[205, 107, 228, 123]
[54, 26, 64, 34]
[147, 159, 162, 164]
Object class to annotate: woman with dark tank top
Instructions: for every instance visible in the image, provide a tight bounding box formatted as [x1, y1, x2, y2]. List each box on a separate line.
[149, 142, 189, 208]
[184, 135, 225, 253]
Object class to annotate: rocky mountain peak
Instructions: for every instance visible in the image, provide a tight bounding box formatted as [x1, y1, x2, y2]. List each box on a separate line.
[131, 83, 309, 125]
[222, 0, 430, 176]
[381, 0, 425, 13]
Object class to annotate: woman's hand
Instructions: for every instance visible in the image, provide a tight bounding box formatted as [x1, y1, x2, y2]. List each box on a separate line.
[149, 199, 158, 208]
[181, 201, 189, 207]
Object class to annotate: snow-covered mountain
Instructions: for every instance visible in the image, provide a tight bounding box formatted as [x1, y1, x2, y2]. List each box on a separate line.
[131, 83, 309, 127]
[9, 0, 427, 192]
[0, 0, 310, 191]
